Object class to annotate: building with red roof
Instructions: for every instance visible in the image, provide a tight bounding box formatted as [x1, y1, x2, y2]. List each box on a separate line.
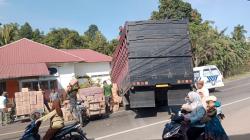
[0, 38, 112, 100]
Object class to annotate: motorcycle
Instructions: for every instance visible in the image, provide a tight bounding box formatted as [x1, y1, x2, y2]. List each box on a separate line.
[20, 112, 88, 140]
[76, 100, 89, 127]
[162, 111, 204, 140]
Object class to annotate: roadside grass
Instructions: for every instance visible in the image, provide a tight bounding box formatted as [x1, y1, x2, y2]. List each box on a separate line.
[224, 71, 250, 82]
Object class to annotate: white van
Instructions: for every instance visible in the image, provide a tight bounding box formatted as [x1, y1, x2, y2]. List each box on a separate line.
[193, 65, 224, 90]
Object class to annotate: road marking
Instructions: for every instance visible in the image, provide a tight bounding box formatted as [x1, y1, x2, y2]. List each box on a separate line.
[221, 96, 250, 107]
[95, 119, 170, 140]
[95, 96, 250, 140]
[1, 96, 250, 138]
[221, 83, 250, 92]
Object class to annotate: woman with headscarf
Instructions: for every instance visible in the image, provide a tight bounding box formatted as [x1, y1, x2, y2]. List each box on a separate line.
[203, 96, 229, 140]
[182, 91, 206, 140]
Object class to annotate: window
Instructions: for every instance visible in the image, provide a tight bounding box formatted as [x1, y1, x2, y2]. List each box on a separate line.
[50, 80, 58, 90]
[0, 82, 6, 94]
[194, 71, 200, 78]
[22, 82, 32, 90]
[21, 80, 58, 91]
[211, 68, 220, 75]
[203, 69, 211, 77]
[40, 81, 49, 90]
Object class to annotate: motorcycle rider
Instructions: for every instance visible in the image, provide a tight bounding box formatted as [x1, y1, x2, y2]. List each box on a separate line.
[36, 98, 64, 140]
[182, 91, 206, 140]
[203, 96, 229, 140]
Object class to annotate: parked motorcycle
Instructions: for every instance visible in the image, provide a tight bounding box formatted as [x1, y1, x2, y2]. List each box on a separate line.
[76, 100, 89, 127]
[20, 112, 88, 140]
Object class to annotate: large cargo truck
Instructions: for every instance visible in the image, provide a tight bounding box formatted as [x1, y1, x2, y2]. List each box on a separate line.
[111, 19, 193, 109]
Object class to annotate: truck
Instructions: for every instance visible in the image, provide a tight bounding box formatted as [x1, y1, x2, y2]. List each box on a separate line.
[111, 19, 194, 110]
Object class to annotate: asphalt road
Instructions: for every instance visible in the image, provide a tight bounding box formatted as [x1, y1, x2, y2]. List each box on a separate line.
[0, 77, 250, 140]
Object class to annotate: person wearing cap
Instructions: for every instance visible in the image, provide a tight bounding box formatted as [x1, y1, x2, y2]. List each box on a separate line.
[203, 96, 229, 140]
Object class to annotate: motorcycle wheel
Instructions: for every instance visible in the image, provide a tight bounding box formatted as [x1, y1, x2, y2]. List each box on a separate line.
[69, 134, 88, 140]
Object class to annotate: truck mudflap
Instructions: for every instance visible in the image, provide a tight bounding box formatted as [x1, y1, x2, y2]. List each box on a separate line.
[167, 89, 190, 105]
[167, 88, 190, 113]
[129, 89, 155, 108]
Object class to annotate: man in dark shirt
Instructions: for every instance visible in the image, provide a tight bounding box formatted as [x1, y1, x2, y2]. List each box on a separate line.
[67, 81, 80, 121]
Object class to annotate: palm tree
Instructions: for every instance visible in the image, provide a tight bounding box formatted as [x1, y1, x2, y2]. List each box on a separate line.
[232, 25, 247, 41]
[0, 23, 18, 46]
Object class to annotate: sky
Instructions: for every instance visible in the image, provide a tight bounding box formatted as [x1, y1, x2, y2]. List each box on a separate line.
[0, 0, 249, 40]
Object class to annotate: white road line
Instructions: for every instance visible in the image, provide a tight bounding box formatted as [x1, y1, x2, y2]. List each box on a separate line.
[221, 83, 250, 92]
[95, 120, 170, 140]
[1, 96, 250, 138]
[221, 96, 250, 107]
[95, 96, 250, 140]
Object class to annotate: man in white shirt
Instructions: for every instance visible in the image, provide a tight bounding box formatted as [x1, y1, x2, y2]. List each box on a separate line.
[0, 92, 7, 126]
[196, 80, 209, 97]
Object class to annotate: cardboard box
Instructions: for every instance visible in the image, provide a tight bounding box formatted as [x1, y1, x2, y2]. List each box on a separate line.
[16, 101, 23, 107]
[21, 88, 29, 92]
[29, 96, 37, 105]
[16, 107, 23, 116]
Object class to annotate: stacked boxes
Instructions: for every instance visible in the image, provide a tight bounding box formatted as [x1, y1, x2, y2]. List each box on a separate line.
[111, 83, 122, 112]
[78, 87, 106, 117]
[15, 90, 44, 116]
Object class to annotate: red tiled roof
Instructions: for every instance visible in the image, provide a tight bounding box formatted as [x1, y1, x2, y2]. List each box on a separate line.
[0, 38, 111, 79]
[64, 49, 112, 63]
[0, 63, 49, 79]
[0, 38, 84, 65]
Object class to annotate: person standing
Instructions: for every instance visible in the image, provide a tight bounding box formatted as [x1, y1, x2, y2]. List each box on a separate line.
[0, 92, 7, 126]
[66, 78, 80, 122]
[103, 81, 112, 113]
[50, 89, 60, 103]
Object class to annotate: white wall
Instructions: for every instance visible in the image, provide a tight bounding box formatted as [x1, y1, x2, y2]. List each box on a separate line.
[57, 63, 76, 89]
[74, 62, 111, 84]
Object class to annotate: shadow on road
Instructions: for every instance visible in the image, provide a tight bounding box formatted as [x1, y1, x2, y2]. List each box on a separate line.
[229, 133, 250, 140]
[134, 108, 157, 118]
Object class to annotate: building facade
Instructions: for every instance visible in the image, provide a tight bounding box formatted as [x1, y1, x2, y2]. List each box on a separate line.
[0, 38, 112, 101]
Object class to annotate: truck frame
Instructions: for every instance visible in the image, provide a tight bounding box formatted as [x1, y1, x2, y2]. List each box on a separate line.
[111, 19, 194, 110]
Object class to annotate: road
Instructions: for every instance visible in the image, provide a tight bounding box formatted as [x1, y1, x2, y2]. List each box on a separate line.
[0, 77, 250, 140]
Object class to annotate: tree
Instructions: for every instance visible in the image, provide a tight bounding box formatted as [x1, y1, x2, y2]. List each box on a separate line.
[18, 22, 33, 39]
[43, 28, 82, 49]
[151, 0, 250, 77]
[85, 31, 108, 53]
[105, 39, 119, 56]
[0, 23, 18, 46]
[151, 0, 201, 23]
[32, 29, 44, 42]
[84, 24, 99, 40]
[61, 31, 82, 49]
[232, 25, 247, 41]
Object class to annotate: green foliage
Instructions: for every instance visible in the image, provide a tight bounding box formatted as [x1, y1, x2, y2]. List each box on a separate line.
[84, 24, 99, 40]
[152, 0, 250, 77]
[151, 0, 202, 23]
[0, 23, 18, 46]
[232, 24, 247, 41]
[42, 28, 82, 49]
[18, 22, 33, 39]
